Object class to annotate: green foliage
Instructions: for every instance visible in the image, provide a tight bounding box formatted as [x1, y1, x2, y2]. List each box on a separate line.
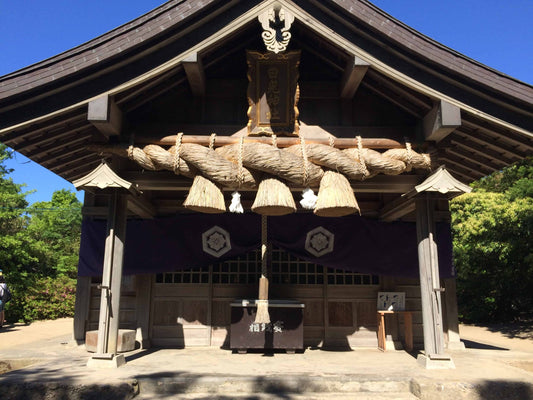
[0, 145, 82, 322]
[451, 157, 533, 323]
[27, 189, 82, 278]
[8, 276, 76, 322]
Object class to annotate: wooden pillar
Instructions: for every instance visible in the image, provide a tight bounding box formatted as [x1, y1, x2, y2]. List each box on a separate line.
[415, 196, 454, 368]
[74, 192, 94, 343]
[135, 274, 152, 349]
[443, 278, 465, 350]
[88, 190, 128, 368]
[73, 276, 92, 342]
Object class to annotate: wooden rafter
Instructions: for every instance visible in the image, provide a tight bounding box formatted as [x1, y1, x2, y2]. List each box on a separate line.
[15, 124, 93, 153]
[455, 129, 528, 159]
[423, 100, 461, 142]
[182, 52, 206, 98]
[29, 139, 93, 164]
[437, 150, 494, 176]
[340, 55, 369, 99]
[88, 95, 123, 137]
[441, 135, 516, 166]
[441, 146, 499, 173]
[1, 112, 86, 144]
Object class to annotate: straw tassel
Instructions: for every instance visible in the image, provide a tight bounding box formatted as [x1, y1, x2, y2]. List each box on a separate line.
[183, 175, 226, 213]
[314, 170, 360, 217]
[255, 215, 270, 324]
[251, 135, 296, 216]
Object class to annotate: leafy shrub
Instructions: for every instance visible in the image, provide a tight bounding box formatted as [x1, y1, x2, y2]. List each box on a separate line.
[6, 275, 76, 322]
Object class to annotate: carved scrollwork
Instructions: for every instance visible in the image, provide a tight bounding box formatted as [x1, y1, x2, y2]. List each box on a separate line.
[258, 4, 294, 54]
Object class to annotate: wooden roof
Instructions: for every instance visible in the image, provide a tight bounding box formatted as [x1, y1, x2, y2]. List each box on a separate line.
[0, 0, 531, 217]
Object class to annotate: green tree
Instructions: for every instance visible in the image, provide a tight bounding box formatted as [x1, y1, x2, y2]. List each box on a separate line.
[451, 157, 533, 322]
[0, 144, 35, 276]
[0, 145, 81, 322]
[27, 189, 82, 278]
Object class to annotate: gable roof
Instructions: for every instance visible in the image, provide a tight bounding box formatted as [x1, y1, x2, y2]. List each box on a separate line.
[0, 0, 531, 185]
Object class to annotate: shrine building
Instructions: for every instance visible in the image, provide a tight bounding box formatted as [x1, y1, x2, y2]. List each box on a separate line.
[0, 0, 531, 369]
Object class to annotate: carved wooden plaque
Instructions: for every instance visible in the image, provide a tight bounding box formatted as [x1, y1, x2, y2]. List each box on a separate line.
[246, 50, 301, 136]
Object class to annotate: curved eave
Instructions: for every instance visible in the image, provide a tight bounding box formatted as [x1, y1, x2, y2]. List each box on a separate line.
[0, 0, 531, 131]
[0, 0, 531, 187]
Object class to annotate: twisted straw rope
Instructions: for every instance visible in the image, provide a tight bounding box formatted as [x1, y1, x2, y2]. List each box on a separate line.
[356, 136, 369, 178]
[173, 132, 183, 174]
[104, 135, 432, 188]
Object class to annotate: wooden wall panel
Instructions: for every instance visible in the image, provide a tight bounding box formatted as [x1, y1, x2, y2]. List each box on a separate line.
[180, 300, 208, 325]
[303, 300, 323, 327]
[212, 300, 231, 327]
[328, 301, 354, 327]
[153, 300, 180, 325]
[356, 301, 378, 328]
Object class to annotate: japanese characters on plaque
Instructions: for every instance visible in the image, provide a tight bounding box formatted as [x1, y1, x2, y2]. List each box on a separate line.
[246, 51, 301, 136]
[377, 292, 406, 311]
[249, 321, 285, 333]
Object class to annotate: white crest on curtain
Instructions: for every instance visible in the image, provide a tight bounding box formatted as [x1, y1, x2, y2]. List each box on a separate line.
[202, 226, 232, 257]
[305, 226, 334, 257]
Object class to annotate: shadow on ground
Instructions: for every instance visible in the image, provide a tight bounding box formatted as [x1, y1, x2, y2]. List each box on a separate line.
[481, 320, 533, 340]
[476, 380, 533, 400]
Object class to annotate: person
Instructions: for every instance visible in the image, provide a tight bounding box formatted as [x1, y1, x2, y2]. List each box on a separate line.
[0, 270, 8, 328]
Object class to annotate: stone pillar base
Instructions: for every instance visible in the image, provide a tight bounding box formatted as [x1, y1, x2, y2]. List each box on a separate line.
[87, 353, 126, 368]
[446, 341, 466, 350]
[417, 353, 455, 369]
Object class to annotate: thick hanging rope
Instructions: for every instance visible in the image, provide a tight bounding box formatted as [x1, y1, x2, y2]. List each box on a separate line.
[299, 133, 318, 210]
[174, 132, 184, 174]
[255, 214, 270, 324]
[91, 135, 432, 190]
[356, 135, 369, 179]
[229, 137, 245, 213]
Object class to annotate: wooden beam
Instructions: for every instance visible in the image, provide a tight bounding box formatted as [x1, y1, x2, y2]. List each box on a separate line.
[88, 95, 123, 137]
[340, 55, 369, 99]
[137, 134, 404, 149]
[122, 171, 425, 193]
[127, 194, 156, 219]
[380, 196, 416, 222]
[423, 100, 461, 142]
[182, 52, 206, 98]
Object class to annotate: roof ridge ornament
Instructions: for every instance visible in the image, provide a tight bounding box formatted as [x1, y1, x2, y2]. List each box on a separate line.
[258, 3, 294, 53]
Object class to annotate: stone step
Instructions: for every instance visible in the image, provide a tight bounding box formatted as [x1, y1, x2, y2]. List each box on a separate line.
[136, 392, 418, 400]
[136, 375, 413, 397]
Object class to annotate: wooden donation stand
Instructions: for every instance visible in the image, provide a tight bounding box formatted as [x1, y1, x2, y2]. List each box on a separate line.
[230, 299, 304, 353]
[377, 311, 413, 352]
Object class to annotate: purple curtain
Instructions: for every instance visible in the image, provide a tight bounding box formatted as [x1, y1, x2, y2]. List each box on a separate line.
[78, 214, 454, 278]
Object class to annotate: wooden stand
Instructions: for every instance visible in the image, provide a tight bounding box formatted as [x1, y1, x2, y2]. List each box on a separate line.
[377, 311, 413, 352]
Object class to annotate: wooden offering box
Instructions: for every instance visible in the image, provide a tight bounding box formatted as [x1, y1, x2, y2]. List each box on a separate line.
[230, 299, 305, 353]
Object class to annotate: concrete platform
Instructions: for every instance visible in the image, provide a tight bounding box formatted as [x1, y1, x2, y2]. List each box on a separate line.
[1, 320, 533, 399]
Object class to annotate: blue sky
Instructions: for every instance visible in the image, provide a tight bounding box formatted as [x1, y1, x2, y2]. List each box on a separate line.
[1, 0, 532, 204]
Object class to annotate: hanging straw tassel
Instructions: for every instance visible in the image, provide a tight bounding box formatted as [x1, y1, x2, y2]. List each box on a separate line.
[255, 215, 270, 324]
[251, 135, 296, 216]
[314, 170, 360, 217]
[183, 175, 226, 213]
